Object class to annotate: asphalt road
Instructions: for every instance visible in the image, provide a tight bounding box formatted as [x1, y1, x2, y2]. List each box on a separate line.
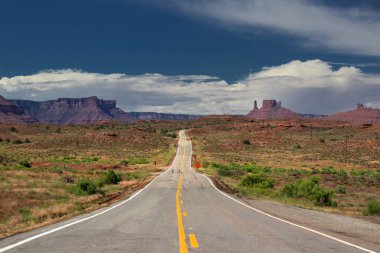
[0, 131, 377, 253]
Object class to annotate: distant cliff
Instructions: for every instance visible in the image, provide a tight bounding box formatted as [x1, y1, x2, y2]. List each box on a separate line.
[327, 104, 380, 124]
[0, 95, 36, 124]
[11, 96, 135, 125]
[10, 96, 198, 125]
[247, 100, 301, 119]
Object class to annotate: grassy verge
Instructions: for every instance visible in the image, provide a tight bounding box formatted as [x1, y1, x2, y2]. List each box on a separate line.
[189, 118, 380, 220]
[197, 162, 380, 217]
[0, 122, 179, 238]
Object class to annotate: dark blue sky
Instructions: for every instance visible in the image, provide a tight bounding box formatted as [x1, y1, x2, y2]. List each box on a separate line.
[1, 0, 380, 82]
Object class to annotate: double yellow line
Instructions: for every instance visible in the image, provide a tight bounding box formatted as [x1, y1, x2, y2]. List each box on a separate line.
[176, 141, 198, 253]
[176, 175, 188, 253]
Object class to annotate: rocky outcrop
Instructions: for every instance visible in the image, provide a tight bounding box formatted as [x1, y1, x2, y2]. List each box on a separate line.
[0, 95, 36, 124]
[247, 99, 301, 119]
[128, 112, 199, 121]
[10, 96, 199, 124]
[11, 96, 136, 125]
[327, 104, 380, 124]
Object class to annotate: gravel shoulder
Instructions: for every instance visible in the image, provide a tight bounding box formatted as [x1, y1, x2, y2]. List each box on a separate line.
[242, 197, 380, 251]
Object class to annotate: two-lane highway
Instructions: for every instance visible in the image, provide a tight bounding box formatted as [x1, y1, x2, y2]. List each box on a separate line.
[0, 131, 377, 252]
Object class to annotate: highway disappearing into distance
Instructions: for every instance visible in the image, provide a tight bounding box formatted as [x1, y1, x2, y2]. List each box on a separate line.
[0, 131, 377, 253]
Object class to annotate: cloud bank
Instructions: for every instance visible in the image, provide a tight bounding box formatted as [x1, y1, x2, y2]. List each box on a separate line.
[1, 59, 380, 115]
[155, 0, 380, 56]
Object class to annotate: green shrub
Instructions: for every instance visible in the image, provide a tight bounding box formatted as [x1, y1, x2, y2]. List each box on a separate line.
[240, 174, 275, 189]
[0, 155, 6, 163]
[120, 160, 129, 166]
[201, 160, 210, 168]
[311, 168, 320, 174]
[160, 129, 169, 135]
[336, 185, 346, 194]
[19, 159, 32, 168]
[241, 163, 257, 172]
[350, 170, 369, 178]
[103, 170, 122, 185]
[363, 201, 380, 216]
[294, 144, 302, 149]
[280, 176, 335, 206]
[73, 178, 101, 195]
[81, 156, 100, 163]
[288, 169, 310, 176]
[321, 166, 336, 174]
[337, 169, 348, 179]
[9, 127, 18, 132]
[13, 139, 23, 144]
[19, 207, 32, 222]
[373, 171, 380, 182]
[132, 157, 148, 164]
[214, 164, 244, 177]
[319, 138, 325, 143]
[242, 139, 251, 145]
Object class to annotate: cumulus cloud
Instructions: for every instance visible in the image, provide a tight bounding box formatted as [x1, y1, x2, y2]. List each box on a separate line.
[152, 0, 380, 56]
[1, 59, 380, 115]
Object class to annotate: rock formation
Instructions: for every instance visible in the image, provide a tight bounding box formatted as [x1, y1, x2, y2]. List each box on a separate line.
[0, 95, 36, 124]
[10, 96, 199, 125]
[327, 103, 380, 124]
[11, 96, 136, 125]
[247, 99, 301, 119]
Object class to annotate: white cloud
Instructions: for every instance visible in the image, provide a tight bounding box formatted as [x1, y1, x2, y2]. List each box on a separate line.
[158, 0, 380, 56]
[0, 69, 124, 92]
[253, 59, 360, 80]
[1, 59, 380, 115]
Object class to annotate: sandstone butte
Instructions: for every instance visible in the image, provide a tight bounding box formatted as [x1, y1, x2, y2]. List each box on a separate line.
[327, 103, 380, 124]
[10, 96, 136, 125]
[246, 99, 301, 119]
[6, 96, 198, 125]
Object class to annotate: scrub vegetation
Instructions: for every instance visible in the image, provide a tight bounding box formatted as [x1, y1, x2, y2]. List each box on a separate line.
[0, 121, 179, 238]
[188, 116, 380, 222]
[1, 115, 380, 237]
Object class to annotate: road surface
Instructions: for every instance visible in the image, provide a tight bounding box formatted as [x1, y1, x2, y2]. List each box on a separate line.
[0, 131, 378, 253]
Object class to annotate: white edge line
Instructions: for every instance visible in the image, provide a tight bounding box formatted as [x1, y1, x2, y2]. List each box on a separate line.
[187, 132, 377, 253]
[200, 173, 377, 253]
[0, 152, 179, 253]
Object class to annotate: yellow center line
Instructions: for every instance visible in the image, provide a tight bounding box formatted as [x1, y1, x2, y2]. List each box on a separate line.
[176, 174, 188, 253]
[176, 136, 199, 252]
[189, 234, 199, 248]
[176, 142, 188, 253]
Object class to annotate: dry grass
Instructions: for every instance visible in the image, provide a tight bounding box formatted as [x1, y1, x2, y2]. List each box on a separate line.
[1, 117, 379, 237]
[0, 121, 178, 238]
[188, 117, 380, 222]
